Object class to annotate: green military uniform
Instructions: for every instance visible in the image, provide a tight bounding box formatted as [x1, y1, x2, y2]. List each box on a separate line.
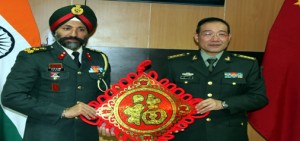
[1, 42, 110, 141]
[166, 50, 268, 141]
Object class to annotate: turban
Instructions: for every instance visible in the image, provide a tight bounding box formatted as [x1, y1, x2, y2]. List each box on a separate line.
[49, 4, 97, 33]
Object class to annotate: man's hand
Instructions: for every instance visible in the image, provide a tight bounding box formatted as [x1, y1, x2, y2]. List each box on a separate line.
[195, 98, 223, 114]
[98, 122, 115, 137]
[64, 101, 96, 119]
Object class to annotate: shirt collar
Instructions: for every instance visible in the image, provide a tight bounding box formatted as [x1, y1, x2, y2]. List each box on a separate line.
[200, 50, 224, 66]
[62, 46, 83, 62]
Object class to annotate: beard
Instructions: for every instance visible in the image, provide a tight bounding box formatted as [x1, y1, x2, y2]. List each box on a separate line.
[55, 33, 87, 50]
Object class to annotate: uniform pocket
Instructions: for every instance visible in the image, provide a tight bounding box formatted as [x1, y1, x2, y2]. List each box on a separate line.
[88, 73, 101, 80]
[229, 118, 247, 127]
[222, 78, 246, 85]
[40, 71, 70, 93]
[221, 78, 246, 96]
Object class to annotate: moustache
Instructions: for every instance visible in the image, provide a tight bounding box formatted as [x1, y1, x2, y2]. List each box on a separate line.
[59, 37, 85, 43]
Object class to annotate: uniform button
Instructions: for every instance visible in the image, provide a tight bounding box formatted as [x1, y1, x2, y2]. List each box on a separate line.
[77, 85, 82, 90]
[208, 81, 213, 85]
[184, 81, 188, 84]
[206, 118, 211, 122]
[75, 117, 78, 120]
[232, 82, 236, 85]
[241, 122, 244, 126]
[207, 93, 213, 97]
[77, 71, 82, 75]
[53, 77, 58, 80]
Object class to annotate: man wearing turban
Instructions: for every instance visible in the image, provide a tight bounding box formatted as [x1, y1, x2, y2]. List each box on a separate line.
[1, 4, 111, 141]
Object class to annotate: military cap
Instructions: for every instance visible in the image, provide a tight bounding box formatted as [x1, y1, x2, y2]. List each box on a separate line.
[49, 4, 97, 33]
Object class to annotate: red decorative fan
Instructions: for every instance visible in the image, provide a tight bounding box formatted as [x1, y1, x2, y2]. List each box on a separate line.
[81, 60, 209, 141]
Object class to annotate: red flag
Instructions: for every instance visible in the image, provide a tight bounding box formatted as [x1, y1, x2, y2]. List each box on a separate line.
[248, 0, 300, 140]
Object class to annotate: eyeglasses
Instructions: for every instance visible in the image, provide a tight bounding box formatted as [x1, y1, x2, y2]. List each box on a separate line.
[200, 31, 229, 39]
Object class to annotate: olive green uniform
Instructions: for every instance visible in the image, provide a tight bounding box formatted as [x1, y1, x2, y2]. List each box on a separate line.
[166, 50, 268, 141]
[1, 42, 110, 141]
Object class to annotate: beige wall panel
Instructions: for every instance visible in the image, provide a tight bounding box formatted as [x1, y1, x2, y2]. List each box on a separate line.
[225, 0, 284, 51]
[149, 4, 224, 50]
[88, 1, 151, 48]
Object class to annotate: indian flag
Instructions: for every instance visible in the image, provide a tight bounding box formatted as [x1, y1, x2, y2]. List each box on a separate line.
[0, 0, 40, 140]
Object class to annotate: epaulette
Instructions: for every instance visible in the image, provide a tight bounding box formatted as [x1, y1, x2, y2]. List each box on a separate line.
[24, 47, 48, 54]
[168, 52, 191, 59]
[86, 48, 102, 53]
[233, 54, 256, 60]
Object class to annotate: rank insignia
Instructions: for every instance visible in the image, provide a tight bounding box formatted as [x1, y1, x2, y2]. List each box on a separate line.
[58, 51, 67, 60]
[192, 55, 198, 60]
[225, 56, 231, 61]
[24, 47, 47, 54]
[224, 72, 243, 78]
[89, 66, 103, 73]
[86, 52, 92, 61]
[180, 72, 194, 79]
[48, 63, 64, 72]
[233, 54, 256, 60]
[168, 52, 190, 59]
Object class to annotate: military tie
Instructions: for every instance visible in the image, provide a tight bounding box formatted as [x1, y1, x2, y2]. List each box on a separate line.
[72, 51, 81, 68]
[207, 58, 217, 72]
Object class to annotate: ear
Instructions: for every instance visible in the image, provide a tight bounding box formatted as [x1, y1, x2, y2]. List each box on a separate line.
[228, 34, 232, 40]
[194, 33, 200, 43]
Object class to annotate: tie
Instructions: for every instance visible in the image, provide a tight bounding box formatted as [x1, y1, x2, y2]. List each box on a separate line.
[207, 58, 217, 72]
[72, 52, 81, 67]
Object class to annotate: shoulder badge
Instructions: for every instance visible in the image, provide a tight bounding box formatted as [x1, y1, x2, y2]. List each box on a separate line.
[168, 52, 191, 59]
[24, 47, 48, 54]
[233, 54, 256, 60]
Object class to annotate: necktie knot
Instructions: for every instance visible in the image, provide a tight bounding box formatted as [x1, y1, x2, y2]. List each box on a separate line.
[207, 58, 217, 72]
[72, 52, 81, 67]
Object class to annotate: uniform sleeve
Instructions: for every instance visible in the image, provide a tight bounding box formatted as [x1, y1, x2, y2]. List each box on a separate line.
[224, 59, 268, 114]
[1, 51, 65, 123]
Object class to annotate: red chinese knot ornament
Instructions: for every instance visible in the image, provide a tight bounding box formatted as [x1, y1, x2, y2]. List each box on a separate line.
[81, 60, 209, 141]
